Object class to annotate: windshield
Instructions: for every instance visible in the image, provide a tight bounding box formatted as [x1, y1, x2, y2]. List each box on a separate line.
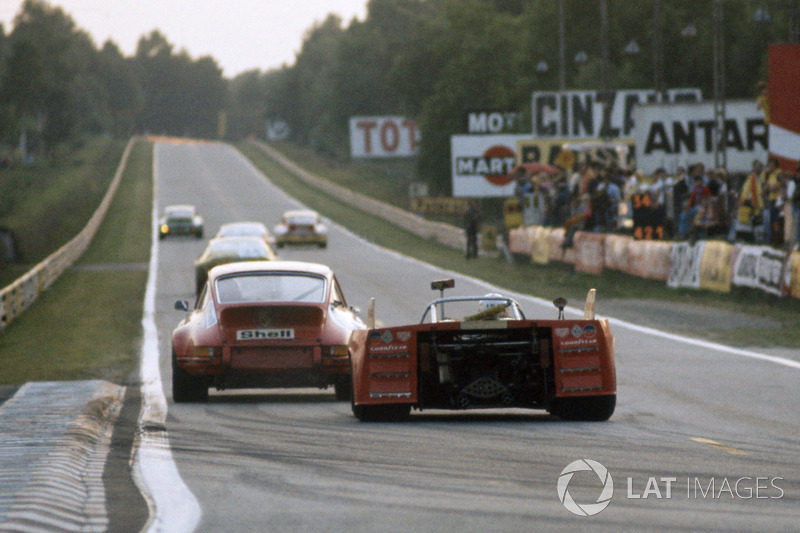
[216, 273, 327, 304]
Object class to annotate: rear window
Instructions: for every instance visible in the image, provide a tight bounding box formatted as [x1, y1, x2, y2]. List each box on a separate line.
[286, 216, 316, 226]
[216, 273, 326, 304]
[208, 239, 267, 258]
[167, 208, 193, 219]
[218, 223, 265, 237]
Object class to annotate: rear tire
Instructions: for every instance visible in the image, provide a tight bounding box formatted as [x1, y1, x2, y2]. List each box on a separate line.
[352, 403, 411, 422]
[334, 377, 352, 401]
[552, 394, 615, 421]
[172, 349, 208, 403]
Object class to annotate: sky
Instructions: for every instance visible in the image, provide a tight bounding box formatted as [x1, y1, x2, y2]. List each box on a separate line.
[0, 0, 369, 77]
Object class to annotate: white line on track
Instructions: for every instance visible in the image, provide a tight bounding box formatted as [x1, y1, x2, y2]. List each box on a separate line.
[132, 144, 201, 533]
[334, 221, 800, 371]
[128, 145, 798, 531]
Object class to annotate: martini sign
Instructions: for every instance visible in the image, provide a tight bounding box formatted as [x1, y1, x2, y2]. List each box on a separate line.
[451, 134, 527, 197]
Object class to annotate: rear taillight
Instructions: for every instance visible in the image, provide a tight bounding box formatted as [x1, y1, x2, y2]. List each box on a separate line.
[193, 346, 217, 357]
[322, 345, 349, 358]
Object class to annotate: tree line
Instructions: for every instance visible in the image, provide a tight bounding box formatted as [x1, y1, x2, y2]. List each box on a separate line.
[0, 0, 790, 194]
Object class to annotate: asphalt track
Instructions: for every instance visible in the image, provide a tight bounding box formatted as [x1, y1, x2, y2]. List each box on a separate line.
[1, 140, 798, 531]
[144, 141, 800, 531]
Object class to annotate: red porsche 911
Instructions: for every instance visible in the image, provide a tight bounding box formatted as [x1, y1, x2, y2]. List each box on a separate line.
[171, 260, 364, 402]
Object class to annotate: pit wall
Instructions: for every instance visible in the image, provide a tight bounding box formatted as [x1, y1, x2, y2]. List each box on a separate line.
[509, 225, 800, 299]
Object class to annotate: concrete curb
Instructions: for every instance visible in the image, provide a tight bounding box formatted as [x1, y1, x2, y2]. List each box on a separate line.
[0, 380, 124, 531]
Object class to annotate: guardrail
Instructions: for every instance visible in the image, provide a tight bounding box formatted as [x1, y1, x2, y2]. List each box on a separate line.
[250, 140, 466, 250]
[0, 137, 136, 330]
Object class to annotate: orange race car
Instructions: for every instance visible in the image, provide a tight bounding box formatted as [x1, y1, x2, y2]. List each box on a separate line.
[350, 280, 616, 422]
[171, 261, 365, 402]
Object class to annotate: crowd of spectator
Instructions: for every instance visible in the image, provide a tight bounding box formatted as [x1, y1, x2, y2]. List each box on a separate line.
[511, 156, 800, 251]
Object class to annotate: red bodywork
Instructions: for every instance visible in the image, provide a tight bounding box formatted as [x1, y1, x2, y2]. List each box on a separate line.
[171, 261, 363, 402]
[350, 314, 616, 421]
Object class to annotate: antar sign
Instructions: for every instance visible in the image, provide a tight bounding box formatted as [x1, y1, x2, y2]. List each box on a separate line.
[634, 101, 768, 174]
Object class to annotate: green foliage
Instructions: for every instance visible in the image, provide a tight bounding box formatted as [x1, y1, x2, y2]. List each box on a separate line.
[0, 140, 152, 385]
[229, 0, 783, 194]
[0, 137, 125, 264]
[0, 0, 790, 190]
[0, 1, 225, 152]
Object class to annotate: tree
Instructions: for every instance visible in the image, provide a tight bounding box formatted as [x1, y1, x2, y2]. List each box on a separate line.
[5, 0, 100, 148]
[134, 31, 225, 138]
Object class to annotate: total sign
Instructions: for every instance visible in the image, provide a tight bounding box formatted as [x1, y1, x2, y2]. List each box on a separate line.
[451, 134, 528, 197]
[350, 116, 419, 158]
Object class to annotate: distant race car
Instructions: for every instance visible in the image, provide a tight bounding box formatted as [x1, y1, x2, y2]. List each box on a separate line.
[274, 209, 328, 248]
[159, 204, 204, 239]
[172, 260, 365, 402]
[215, 221, 276, 246]
[349, 279, 616, 422]
[194, 236, 278, 294]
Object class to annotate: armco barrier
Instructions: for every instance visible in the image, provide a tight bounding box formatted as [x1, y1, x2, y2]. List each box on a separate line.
[509, 224, 800, 299]
[250, 140, 466, 250]
[0, 138, 136, 330]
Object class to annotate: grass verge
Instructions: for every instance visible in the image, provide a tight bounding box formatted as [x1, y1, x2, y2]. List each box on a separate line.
[0, 141, 152, 385]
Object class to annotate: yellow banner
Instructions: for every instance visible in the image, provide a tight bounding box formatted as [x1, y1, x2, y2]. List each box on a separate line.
[699, 241, 733, 293]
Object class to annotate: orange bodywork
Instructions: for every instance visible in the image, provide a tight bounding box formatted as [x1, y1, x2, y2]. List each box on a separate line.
[350, 317, 615, 417]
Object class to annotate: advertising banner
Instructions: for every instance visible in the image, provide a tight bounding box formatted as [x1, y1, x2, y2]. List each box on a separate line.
[574, 232, 605, 274]
[532, 89, 701, 139]
[350, 117, 419, 158]
[784, 251, 800, 299]
[668, 241, 706, 289]
[634, 101, 768, 174]
[515, 137, 635, 171]
[531, 226, 552, 265]
[698, 241, 733, 293]
[508, 226, 533, 255]
[604, 234, 632, 273]
[549, 227, 576, 264]
[767, 44, 800, 171]
[731, 245, 787, 296]
[627, 240, 672, 281]
[451, 134, 529, 197]
[466, 110, 524, 134]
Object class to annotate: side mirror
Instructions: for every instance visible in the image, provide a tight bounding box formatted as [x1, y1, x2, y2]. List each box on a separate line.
[553, 297, 567, 320]
[174, 300, 189, 312]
